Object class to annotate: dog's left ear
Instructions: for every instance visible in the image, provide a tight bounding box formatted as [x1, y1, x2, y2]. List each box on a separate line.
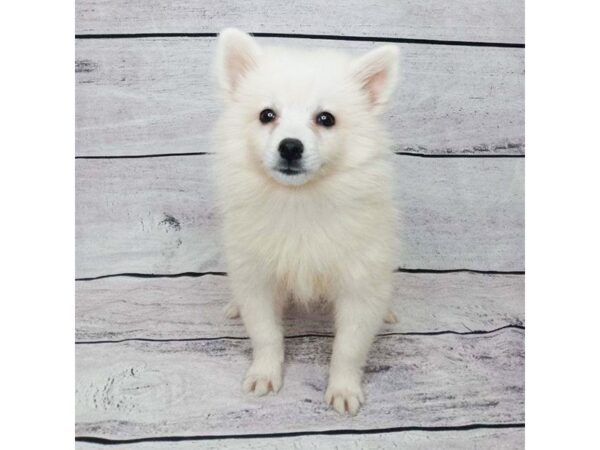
[217, 28, 262, 99]
[351, 45, 399, 113]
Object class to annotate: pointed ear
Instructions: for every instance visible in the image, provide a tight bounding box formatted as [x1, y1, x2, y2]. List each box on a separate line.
[350, 45, 399, 112]
[216, 28, 261, 97]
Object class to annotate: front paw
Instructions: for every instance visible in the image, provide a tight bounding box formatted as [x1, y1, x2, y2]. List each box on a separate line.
[325, 380, 365, 416]
[242, 361, 283, 396]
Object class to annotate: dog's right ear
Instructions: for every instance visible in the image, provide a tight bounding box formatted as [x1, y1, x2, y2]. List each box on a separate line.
[217, 28, 261, 98]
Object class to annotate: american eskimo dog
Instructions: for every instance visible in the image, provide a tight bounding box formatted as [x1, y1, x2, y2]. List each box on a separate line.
[213, 29, 399, 415]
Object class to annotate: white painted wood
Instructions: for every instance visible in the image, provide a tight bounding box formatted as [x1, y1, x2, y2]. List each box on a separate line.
[76, 272, 523, 341]
[76, 329, 524, 439]
[75, 37, 524, 157]
[76, 0, 524, 43]
[76, 156, 524, 278]
[76, 427, 524, 449]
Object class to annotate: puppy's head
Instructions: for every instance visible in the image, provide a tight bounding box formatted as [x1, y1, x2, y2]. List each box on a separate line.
[216, 28, 399, 187]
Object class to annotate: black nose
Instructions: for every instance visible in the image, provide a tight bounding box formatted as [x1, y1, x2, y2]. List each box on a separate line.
[278, 138, 304, 162]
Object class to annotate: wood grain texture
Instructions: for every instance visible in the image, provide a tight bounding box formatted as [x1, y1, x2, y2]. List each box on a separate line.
[75, 0, 524, 43]
[76, 272, 524, 341]
[75, 37, 524, 157]
[76, 329, 524, 439]
[75, 156, 524, 278]
[76, 427, 524, 449]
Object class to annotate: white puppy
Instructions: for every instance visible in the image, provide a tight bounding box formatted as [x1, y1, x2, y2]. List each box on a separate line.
[213, 29, 399, 415]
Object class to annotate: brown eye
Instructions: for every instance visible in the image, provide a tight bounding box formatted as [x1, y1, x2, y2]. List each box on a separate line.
[316, 111, 335, 127]
[259, 108, 277, 124]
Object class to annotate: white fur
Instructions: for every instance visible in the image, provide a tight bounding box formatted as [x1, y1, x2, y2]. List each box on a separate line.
[213, 29, 399, 415]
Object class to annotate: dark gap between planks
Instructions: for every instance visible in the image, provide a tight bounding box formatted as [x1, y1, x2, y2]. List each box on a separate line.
[76, 152, 525, 160]
[75, 422, 525, 444]
[75, 32, 525, 49]
[75, 268, 524, 282]
[75, 324, 525, 345]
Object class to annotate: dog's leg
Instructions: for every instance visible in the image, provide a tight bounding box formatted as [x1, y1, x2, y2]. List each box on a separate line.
[238, 284, 284, 396]
[326, 288, 387, 415]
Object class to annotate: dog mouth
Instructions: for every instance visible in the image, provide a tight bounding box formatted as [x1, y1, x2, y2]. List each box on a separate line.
[275, 162, 306, 176]
[277, 167, 305, 176]
[268, 158, 313, 185]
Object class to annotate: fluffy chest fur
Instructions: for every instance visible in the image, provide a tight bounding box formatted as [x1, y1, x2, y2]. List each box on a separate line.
[217, 163, 395, 303]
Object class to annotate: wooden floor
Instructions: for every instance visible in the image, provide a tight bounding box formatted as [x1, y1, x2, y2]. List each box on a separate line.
[75, 1, 524, 448]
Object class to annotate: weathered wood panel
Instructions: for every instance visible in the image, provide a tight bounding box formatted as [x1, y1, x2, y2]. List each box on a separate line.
[75, 37, 524, 157]
[76, 0, 524, 43]
[75, 156, 524, 278]
[76, 329, 524, 439]
[76, 427, 524, 449]
[76, 272, 524, 341]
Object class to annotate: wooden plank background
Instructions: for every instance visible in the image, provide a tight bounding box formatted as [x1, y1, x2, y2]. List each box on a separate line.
[75, 0, 524, 44]
[75, 0, 525, 446]
[76, 38, 524, 157]
[76, 330, 524, 439]
[76, 272, 524, 341]
[76, 156, 524, 278]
